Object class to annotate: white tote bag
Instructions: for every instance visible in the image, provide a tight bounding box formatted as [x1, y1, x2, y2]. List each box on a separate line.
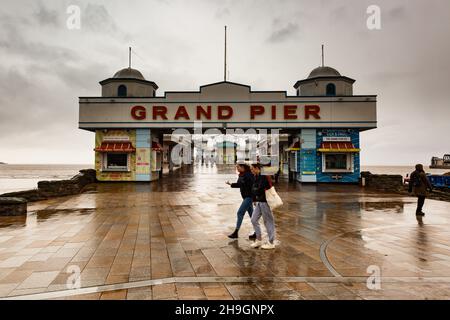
[265, 186, 283, 211]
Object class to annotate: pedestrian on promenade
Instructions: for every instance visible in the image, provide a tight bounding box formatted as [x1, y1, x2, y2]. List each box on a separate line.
[408, 164, 433, 216]
[226, 163, 256, 239]
[249, 163, 277, 250]
[274, 166, 281, 184]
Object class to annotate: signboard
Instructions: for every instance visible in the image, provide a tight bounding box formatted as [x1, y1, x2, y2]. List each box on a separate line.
[103, 135, 130, 141]
[79, 82, 377, 130]
[130, 104, 321, 121]
[323, 137, 351, 142]
[136, 148, 150, 175]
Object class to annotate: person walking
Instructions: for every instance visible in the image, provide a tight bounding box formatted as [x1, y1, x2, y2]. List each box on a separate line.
[249, 163, 277, 250]
[408, 164, 433, 216]
[226, 163, 257, 239]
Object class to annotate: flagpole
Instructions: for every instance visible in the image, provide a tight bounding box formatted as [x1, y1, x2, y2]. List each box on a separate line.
[224, 26, 227, 81]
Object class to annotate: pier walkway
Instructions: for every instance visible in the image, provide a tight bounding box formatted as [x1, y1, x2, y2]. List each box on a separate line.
[1, 165, 450, 300]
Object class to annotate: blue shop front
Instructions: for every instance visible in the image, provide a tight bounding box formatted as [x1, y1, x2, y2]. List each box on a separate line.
[294, 128, 361, 183]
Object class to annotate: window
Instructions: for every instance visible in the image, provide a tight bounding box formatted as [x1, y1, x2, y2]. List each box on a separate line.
[118, 85, 127, 97]
[322, 153, 353, 173]
[104, 153, 129, 171]
[326, 83, 336, 96]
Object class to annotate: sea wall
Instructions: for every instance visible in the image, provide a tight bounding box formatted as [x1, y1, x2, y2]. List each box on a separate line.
[360, 171, 404, 192]
[0, 197, 27, 216]
[361, 171, 450, 202]
[0, 169, 96, 202]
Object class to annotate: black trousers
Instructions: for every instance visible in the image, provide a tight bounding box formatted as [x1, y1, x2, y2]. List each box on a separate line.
[416, 196, 426, 213]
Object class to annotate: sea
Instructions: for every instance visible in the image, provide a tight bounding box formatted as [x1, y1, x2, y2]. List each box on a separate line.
[0, 164, 449, 195]
[0, 164, 93, 194]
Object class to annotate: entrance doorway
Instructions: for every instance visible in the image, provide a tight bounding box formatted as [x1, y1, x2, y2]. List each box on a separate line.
[160, 129, 297, 183]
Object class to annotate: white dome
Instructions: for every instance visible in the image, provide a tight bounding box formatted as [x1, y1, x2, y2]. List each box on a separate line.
[113, 68, 146, 80]
[308, 66, 341, 78]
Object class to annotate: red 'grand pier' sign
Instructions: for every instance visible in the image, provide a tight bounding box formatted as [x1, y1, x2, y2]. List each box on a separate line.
[130, 104, 321, 121]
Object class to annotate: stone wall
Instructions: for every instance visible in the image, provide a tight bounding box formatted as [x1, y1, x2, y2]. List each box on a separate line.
[0, 197, 27, 216]
[0, 169, 96, 202]
[360, 171, 404, 192]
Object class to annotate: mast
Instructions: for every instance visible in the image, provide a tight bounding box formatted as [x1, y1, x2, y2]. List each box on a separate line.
[321, 44, 324, 67]
[129, 47, 132, 69]
[224, 26, 227, 81]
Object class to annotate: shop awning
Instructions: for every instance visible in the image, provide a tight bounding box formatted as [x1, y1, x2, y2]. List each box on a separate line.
[318, 142, 360, 153]
[286, 141, 300, 151]
[152, 141, 163, 151]
[94, 141, 136, 153]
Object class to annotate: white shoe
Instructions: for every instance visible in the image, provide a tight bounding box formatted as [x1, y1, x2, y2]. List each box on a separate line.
[250, 240, 262, 248]
[261, 242, 276, 250]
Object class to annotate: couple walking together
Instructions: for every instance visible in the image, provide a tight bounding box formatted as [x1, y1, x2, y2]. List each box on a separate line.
[226, 163, 277, 250]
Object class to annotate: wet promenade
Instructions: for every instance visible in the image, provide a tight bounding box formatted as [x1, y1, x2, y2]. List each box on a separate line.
[0, 165, 449, 300]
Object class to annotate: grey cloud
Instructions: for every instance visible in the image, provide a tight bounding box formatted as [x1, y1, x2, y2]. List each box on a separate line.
[388, 6, 406, 19]
[0, 68, 48, 134]
[329, 5, 348, 22]
[267, 22, 299, 43]
[0, 13, 31, 27]
[34, 2, 60, 26]
[215, 7, 230, 19]
[82, 4, 118, 34]
[0, 22, 79, 63]
[26, 61, 110, 91]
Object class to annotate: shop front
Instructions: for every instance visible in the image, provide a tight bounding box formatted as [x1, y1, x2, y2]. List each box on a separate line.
[93, 128, 161, 182]
[296, 129, 361, 183]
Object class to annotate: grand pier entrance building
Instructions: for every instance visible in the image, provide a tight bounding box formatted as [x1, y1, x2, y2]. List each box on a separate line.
[79, 65, 377, 183]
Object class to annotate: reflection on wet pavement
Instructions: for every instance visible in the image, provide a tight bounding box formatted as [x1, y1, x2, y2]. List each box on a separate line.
[0, 164, 450, 300]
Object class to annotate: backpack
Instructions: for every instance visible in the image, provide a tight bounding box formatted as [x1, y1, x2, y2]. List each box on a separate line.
[412, 172, 422, 187]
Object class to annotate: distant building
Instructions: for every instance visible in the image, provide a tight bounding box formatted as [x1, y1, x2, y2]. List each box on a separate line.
[431, 155, 450, 168]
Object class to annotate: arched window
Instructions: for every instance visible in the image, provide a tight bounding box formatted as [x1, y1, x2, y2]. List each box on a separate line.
[326, 83, 336, 96]
[118, 85, 127, 97]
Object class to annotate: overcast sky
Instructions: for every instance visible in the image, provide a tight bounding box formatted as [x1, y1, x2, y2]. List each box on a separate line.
[0, 0, 449, 165]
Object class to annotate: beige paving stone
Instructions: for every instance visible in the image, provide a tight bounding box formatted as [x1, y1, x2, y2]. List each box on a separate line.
[0, 283, 19, 296]
[0, 255, 33, 268]
[126, 286, 152, 300]
[17, 271, 60, 289]
[0, 269, 34, 284]
[100, 289, 128, 300]
[152, 283, 177, 299]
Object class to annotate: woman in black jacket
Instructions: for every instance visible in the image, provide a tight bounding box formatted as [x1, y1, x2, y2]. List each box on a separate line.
[250, 163, 277, 250]
[226, 163, 256, 239]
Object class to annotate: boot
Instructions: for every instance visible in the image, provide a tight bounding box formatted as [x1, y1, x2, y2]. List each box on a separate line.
[228, 229, 239, 239]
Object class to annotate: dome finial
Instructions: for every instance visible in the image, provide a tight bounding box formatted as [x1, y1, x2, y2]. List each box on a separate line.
[128, 47, 131, 69]
[321, 44, 324, 67]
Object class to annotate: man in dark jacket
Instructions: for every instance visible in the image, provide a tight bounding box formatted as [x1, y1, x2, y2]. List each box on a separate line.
[408, 164, 433, 216]
[226, 163, 256, 239]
